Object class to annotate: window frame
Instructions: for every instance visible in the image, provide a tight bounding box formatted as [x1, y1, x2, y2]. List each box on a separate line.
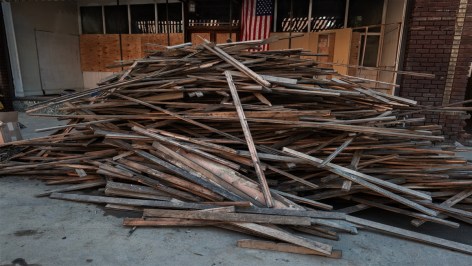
[78, 1, 183, 35]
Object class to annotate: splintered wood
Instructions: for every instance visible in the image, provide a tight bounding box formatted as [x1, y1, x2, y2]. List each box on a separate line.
[2, 38, 472, 258]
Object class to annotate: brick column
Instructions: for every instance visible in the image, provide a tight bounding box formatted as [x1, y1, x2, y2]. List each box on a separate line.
[399, 0, 472, 140]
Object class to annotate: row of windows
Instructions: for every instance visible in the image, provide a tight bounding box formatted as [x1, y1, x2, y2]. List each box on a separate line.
[187, 0, 383, 32]
[80, 3, 183, 34]
[275, 0, 384, 32]
[81, 0, 384, 34]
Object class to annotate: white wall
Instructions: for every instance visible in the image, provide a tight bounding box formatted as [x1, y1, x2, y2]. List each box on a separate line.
[10, 1, 82, 96]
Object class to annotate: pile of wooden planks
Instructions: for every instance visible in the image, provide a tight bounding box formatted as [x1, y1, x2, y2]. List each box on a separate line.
[2, 39, 472, 258]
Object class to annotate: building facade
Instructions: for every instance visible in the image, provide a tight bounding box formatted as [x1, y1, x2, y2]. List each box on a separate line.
[1, 0, 471, 139]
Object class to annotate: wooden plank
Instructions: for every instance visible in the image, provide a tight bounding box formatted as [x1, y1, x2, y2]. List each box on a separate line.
[347, 216, 472, 255]
[268, 166, 319, 190]
[117, 158, 222, 201]
[123, 217, 221, 227]
[177, 149, 287, 208]
[225, 71, 274, 208]
[232, 223, 332, 255]
[35, 119, 118, 133]
[237, 239, 342, 259]
[109, 139, 243, 202]
[143, 209, 312, 226]
[283, 147, 432, 200]
[253, 92, 272, 106]
[35, 181, 106, 197]
[248, 118, 444, 141]
[292, 226, 339, 240]
[283, 148, 437, 216]
[132, 126, 240, 170]
[311, 218, 358, 234]
[272, 190, 333, 210]
[204, 43, 271, 87]
[235, 207, 346, 220]
[348, 196, 460, 228]
[411, 188, 472, 227]
[49, 193, 216, 210]
[320, 135, 355, 167]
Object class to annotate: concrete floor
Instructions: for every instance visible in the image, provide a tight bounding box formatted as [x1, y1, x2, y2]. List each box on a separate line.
[1, 113, 471, 265]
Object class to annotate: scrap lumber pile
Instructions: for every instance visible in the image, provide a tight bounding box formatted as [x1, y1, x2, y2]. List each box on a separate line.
[2, 39, 472, 258]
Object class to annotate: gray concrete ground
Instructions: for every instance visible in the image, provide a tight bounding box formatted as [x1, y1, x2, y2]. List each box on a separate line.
[1, 113, 471, 266]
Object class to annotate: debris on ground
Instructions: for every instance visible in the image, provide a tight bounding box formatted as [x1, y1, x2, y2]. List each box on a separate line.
[1, 38, 472, 258]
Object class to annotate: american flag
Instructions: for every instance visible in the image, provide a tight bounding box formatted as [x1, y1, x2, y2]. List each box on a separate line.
[241, 0, 273, 50]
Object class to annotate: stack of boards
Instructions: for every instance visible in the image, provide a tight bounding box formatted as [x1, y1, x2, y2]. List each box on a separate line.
[2, 39, 472, 258]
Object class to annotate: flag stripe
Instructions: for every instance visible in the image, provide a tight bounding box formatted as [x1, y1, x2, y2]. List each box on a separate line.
[241, 0, 272, 51]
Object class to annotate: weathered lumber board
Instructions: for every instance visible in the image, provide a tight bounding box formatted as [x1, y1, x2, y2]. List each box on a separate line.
[143, 209, 312, 225]
[237, 239, 342, 258]
[346, 216, 472, 255]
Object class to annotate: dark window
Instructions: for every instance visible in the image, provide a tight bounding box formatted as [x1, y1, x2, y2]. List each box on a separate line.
[311, 0, 346, 31]
[348, 0, 384, 29]
[359, 35, 380, 67]
[276, 0, 310, 32]
[80, 6, 103, 34]
[130, 4, 156, 34]
[188, 0, 240, 22]
[104, 5, 128, 34]
[157, 3, 183, 33]
[312, 0, 346, 17]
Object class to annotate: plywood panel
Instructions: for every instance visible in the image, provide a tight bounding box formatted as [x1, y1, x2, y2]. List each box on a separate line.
[270, 29, 353, 74]
[122, 33, 184, 59]
[80, 34, 185, 72]
[122, 34, 142, 61]
[141, 33, 183, 54]
[331, 28, 353, 75]
[80, 34, 105, 72]
[191, 33, 211, 45]
[291, 34, 311, 51]
[100, 35, 122, 72]
[140, 34, 166, 55]
[348, 32, 361, 76]
[317, 33, 336, 68]
[80, 34, 121, 72]
[216, 33, 237, 44]
[268, 32, 290, 50]
[169, 33, 185, 46]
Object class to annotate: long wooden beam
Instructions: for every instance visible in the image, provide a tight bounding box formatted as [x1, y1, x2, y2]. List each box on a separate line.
[225, 71, 274, 208]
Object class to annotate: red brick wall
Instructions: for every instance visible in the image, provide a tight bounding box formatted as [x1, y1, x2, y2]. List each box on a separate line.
[399, 0, 472, 139]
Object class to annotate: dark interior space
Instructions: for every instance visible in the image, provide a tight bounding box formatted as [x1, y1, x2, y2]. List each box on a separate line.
[0, 4, 14, 111]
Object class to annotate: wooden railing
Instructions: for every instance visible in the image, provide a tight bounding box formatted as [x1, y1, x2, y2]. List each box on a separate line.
[281, 16, 344, 32]
[188, 19, 240, 27]
[134, 20, 183, 34]
[158, 20, 183, 33]
[135, 20, 157, 34]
